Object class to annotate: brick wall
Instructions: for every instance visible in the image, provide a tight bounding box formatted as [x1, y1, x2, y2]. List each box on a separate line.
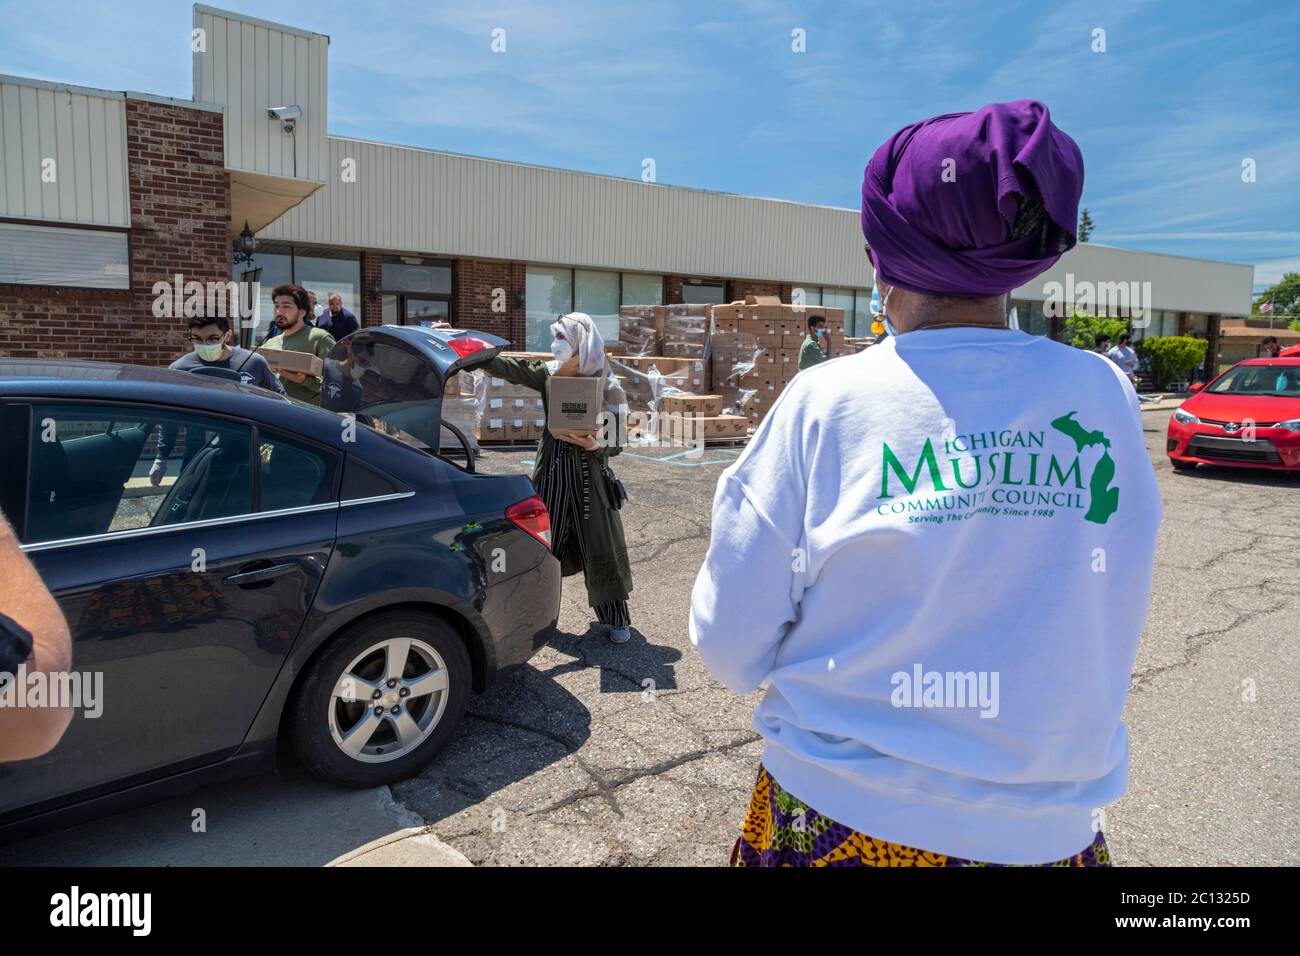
[361, 250, 382, 327]
[729, 279, 785, 302]
[0, 100, 229, 365]
[455, 257, 525, 347]
[664, 275, 684, 305]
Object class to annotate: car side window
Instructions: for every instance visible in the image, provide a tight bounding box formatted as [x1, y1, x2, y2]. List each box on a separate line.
[24, 405, 254, 545]
[258, 430, 340, 512]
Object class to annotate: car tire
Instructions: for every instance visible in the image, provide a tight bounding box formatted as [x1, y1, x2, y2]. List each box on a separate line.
[287, 611, 472, 788]
[1170, 458, 1197, 472]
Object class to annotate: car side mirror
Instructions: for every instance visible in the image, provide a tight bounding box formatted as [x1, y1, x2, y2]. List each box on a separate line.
[1188, 382, 1205, 392]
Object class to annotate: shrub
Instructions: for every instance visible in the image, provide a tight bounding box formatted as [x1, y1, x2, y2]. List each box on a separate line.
[1134, 336, 1208, 390]
[1062, 313, 1130, 350]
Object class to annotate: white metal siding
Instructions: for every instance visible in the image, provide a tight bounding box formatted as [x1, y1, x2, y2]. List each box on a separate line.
[0, 79, 129, 228]
[262, 137, 871, 287]
[261, 136, 1252, 316]
[192, 5, 328, 184]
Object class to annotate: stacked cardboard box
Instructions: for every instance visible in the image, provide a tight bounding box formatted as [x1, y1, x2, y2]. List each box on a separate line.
[441, 370, 482, 452]
[660, 304, 712, 360]
[476, 353, 548, 443]
[710, 301, 845, 429]
[646, 393, 747, 441]
[617, 305, 663, 356]
[611, 355, 709, 412]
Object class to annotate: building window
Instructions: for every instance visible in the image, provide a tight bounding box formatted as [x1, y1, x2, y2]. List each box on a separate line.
[379, 255, 452, 328]
[0, 221, 129, 289]
[792, 284, 823, 307]
[526, 266, 574, 351]
[682, 279, 726, 305]
[575, 269, 620, 345]
[621, 272, 663, 306]
[238, 245, 364, 341]
[380, 256, 452, 296]
[295, 249, 362, 317]
[794, 285, 874, 336]
[526, 267, 666, 350]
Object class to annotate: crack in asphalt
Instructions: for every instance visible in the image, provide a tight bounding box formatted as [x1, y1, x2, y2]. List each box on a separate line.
[529, 733, 761, 817]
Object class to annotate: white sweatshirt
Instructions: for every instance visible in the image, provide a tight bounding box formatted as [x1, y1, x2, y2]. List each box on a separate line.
[689, 327, 1160, 864]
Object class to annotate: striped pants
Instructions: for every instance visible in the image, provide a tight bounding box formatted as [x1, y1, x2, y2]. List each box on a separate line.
[536, 441, 631, 628]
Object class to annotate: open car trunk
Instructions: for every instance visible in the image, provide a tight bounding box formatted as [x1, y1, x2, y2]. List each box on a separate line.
[319, 325, 509, 452]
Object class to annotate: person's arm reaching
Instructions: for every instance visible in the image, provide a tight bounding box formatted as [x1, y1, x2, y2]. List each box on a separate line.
[484, 355, 549, 393]
[0, 510, 74, 761]
[688, 380, 811, 693]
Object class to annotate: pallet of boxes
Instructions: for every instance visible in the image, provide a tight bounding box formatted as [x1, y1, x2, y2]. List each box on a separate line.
[441, 370, 484, 454]
[710, 295, 846, 432]
[614, 304, 747, 445]
[475, 353, 549, 445]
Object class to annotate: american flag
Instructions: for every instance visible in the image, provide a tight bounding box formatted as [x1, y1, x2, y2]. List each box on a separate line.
[1260, 300, 1275, 314]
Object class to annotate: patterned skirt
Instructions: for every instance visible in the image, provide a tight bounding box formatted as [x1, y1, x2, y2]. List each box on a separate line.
[731, 765, 1111, 867]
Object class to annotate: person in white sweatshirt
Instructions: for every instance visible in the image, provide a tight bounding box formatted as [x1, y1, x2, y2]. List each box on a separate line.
[690, 100, 1161, 867]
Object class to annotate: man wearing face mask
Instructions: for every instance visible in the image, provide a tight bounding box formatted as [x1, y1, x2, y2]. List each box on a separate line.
[797, 315, 831, 372]
[150, 315, 286, 486]
[692, 101, 1160, 868]
[483, 314, 635, 644]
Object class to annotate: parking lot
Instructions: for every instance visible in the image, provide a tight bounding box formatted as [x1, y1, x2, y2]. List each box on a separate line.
[3, 406, 1296, 866]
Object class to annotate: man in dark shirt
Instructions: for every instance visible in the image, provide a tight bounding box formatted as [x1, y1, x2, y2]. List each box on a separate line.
[151, 315, 286, 485]
[319, 293, 360, 340]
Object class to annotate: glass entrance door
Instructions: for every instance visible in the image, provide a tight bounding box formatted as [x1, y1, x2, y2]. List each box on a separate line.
[405, 298, 450, 326]
[381, 294, 451, 326]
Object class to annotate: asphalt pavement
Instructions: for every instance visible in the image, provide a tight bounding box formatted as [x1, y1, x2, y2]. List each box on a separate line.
[3, 406, 1295, 866]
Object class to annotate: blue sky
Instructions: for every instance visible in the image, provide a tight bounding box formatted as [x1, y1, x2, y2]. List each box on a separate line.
[2, 0, 1297, 291]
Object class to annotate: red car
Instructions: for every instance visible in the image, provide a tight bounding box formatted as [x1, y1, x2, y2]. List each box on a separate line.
[1167, 357, 1300, 472]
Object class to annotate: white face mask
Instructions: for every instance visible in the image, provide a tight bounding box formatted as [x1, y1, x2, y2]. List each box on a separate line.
[550, 338, 573, 363]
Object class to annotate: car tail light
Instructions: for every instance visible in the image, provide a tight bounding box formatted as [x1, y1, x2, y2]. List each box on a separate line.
[506, 496, 551, 549]
[447, 336, 493, 359]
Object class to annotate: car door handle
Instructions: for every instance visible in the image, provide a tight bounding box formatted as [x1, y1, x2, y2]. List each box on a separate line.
[223, 562, 297, 586]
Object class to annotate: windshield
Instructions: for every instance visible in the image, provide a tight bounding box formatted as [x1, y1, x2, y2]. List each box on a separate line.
[1207, 364, 1300, 397]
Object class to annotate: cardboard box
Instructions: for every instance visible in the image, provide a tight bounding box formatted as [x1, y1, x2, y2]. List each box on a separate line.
[479, 418, 507, 442]
[547, 374, 604, 432]
[697, 414, 750, 437]
[257, 346, 324, 378]
[744, 295, 782, 305]
[658, 394, 723, 417]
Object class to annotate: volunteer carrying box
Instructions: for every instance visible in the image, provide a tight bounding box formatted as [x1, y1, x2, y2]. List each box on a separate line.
[547, 374, 604, 436]
[257, 346, 324, 378]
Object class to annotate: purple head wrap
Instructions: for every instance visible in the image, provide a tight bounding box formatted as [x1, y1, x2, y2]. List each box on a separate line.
[861, 100, 1084, 297]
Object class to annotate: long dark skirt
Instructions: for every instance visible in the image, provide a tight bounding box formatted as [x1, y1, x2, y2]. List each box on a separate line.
[534, 440, 631, 628]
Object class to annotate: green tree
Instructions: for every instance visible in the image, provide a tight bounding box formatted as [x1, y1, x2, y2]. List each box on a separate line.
[1252, 272, 1300, 319]
[1134, 336, 1208, 390]
[1289, 318, 1300, 333]
[1078, 208, 1095, 243]
[1062, 312, 1128, 349]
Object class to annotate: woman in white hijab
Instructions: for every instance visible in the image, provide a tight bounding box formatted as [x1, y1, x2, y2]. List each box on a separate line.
[482, 313, 635, 644]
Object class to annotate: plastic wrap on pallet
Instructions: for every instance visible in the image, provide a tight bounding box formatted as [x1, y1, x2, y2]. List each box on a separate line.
[610, 356, 687, 412]
[618, 305, 662, 357]
[660, 304, 713, 363]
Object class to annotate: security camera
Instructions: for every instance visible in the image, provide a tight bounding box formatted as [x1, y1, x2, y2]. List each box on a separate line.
[267, 105, 302, 132]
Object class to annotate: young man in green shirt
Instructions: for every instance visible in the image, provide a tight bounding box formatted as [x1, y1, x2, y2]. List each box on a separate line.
[260, 283, 336, 404]
[797, 314, 831, 372]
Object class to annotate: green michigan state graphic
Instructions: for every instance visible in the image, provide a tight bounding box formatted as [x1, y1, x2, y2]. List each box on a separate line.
[1050, 411, 1119, 524]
